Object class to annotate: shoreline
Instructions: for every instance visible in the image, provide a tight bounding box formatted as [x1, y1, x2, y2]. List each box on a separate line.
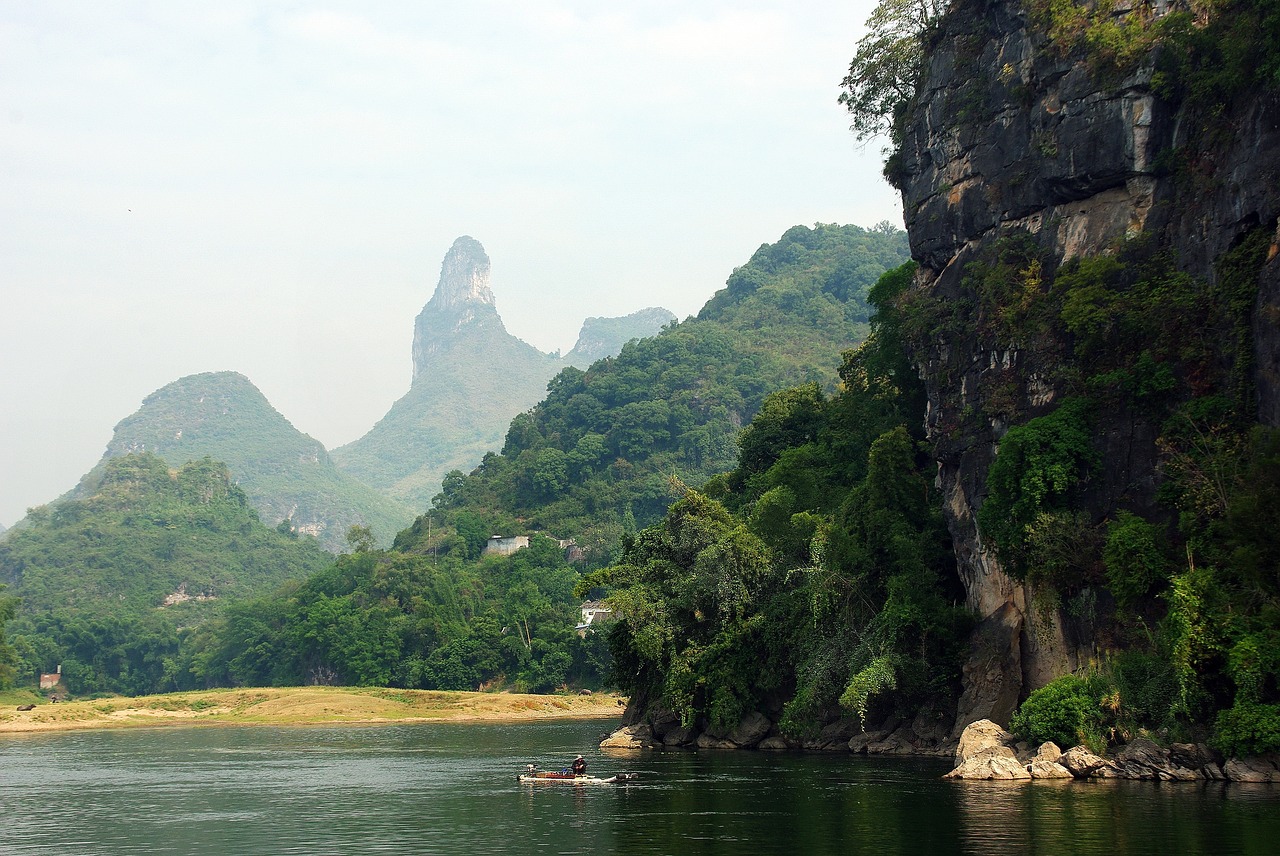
[0, 686, 626, 734]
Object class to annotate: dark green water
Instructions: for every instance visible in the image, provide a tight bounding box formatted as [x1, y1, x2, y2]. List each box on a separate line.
[1, 719, 1277, 855]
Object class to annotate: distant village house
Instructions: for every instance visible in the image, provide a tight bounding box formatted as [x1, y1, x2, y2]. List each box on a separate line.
[483, 533, 583, 563]
[576, 600, 612, 636]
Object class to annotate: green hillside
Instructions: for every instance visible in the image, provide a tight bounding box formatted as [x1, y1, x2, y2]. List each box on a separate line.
[330, 303, 565, 510]
[87, 372, 413, 550]
[0, 453, 333, 694]
[405, 222, 911, 560]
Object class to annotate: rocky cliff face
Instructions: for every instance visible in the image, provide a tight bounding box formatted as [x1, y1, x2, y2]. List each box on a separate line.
[411, 236, 503, 374]
[896, 0, 1280, 731]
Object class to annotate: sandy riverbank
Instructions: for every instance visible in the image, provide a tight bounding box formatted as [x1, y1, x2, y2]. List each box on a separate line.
[0, 687, 626, 733]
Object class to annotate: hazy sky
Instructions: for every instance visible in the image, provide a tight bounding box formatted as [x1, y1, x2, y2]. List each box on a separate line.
[0, 0, 901, 527]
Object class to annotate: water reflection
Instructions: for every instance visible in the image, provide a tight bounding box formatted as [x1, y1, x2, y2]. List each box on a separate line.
[1, 723, 1277, 855]
[953, 777, 1280, 856]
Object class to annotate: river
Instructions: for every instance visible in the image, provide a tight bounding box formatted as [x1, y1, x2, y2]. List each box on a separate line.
[1, 719, 1277, 855]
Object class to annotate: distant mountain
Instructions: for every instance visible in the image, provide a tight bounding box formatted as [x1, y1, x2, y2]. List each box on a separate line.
[565, 307, 676, 367]
[79, 372, 412, 551]
[332, 236, 671, 511]
[0, 452, 334, 694]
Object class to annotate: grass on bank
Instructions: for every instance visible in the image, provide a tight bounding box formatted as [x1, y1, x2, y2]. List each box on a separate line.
[0, 686, 626, 733]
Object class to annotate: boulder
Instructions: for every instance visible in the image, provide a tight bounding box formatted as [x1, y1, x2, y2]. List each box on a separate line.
[599, 724, 657, 750]
[803, 719, 861, 751]
[729, 711, 772, 748]
[1169, 742, 1220, 772]
[757, 734, 796, 751]
[953, 719, 1016, 767]
[944, 745, 1032, 780]
[1104, 738, 1200, 781]
[694, 731, 738, 750]
[1223, 755, 1280, 782]
[1034, 742, 1063, 762]
[660, 725, 696, 747]
[848, 730, 890, 754]
[867, 726, 919, 755]
[911, 707, 954, 745]
[1028, 758, 1074, 779]
[1058, 746, 1115, 778]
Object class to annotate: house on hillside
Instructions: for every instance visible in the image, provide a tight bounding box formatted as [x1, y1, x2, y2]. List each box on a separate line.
[483, 535, 530, 556]
[576, 600, 613, 636]
[483, 533, 584, 563]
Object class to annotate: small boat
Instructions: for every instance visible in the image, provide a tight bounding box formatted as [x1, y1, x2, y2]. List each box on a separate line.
[517, 764, 637, 784]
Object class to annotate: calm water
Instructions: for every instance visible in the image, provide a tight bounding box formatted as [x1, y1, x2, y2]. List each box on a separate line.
[1, 719, 1278, 855]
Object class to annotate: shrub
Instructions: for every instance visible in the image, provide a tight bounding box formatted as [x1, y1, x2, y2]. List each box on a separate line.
[1104, 512, 1170, 606]
[979, 398, 1099, 577]
[1011, 673, 1110, 751]
[1213, 702, 1280, 758]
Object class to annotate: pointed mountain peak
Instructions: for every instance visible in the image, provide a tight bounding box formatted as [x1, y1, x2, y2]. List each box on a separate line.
[412, 236, 519, 381]
[425, 235, 495, 313]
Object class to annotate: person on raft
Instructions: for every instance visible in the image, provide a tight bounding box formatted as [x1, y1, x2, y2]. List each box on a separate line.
[571, 755, 587, 776]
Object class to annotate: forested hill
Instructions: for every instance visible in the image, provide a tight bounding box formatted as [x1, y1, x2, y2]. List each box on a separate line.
[0, 453, 333, 694]
[80, 371, 413, 551]
[398, 222, 910, 561]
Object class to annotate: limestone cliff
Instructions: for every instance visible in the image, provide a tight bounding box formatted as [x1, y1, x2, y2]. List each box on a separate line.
[895, 0, 1280, 731]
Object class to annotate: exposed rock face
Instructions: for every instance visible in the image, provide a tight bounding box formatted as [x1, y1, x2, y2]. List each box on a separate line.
[1223, 754, 1280, 782]
[412, 236, 499, 374]
[897, 0, 1280, 731]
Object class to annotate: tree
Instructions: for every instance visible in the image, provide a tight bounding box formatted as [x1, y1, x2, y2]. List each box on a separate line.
[346, 524, 376, 554]
[838, 0, 947, 144]
[0, 585, 18, 687]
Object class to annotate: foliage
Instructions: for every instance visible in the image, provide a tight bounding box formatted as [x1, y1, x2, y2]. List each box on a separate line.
[406, 224, 910, 567]
[598, 265, 969, 735]
[87, 371, 413, 551]
[1011, 673, 1113, 751]
[839, 0, 948, 146]
[1104, 512, 1170, 607]
[0, 453, 333, 695]
[188, 533, 605, 694]
[978, 398, 1099, 579]
[1213, 701, 1280, 757]
[0, 585, 17, 688]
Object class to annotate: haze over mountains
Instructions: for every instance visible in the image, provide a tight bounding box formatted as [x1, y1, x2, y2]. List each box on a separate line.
[8, 236, 673, 550]
[331, 236, 674, 511]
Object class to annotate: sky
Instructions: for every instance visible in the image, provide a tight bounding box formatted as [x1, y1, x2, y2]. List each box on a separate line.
[0, 0, 902, 527]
